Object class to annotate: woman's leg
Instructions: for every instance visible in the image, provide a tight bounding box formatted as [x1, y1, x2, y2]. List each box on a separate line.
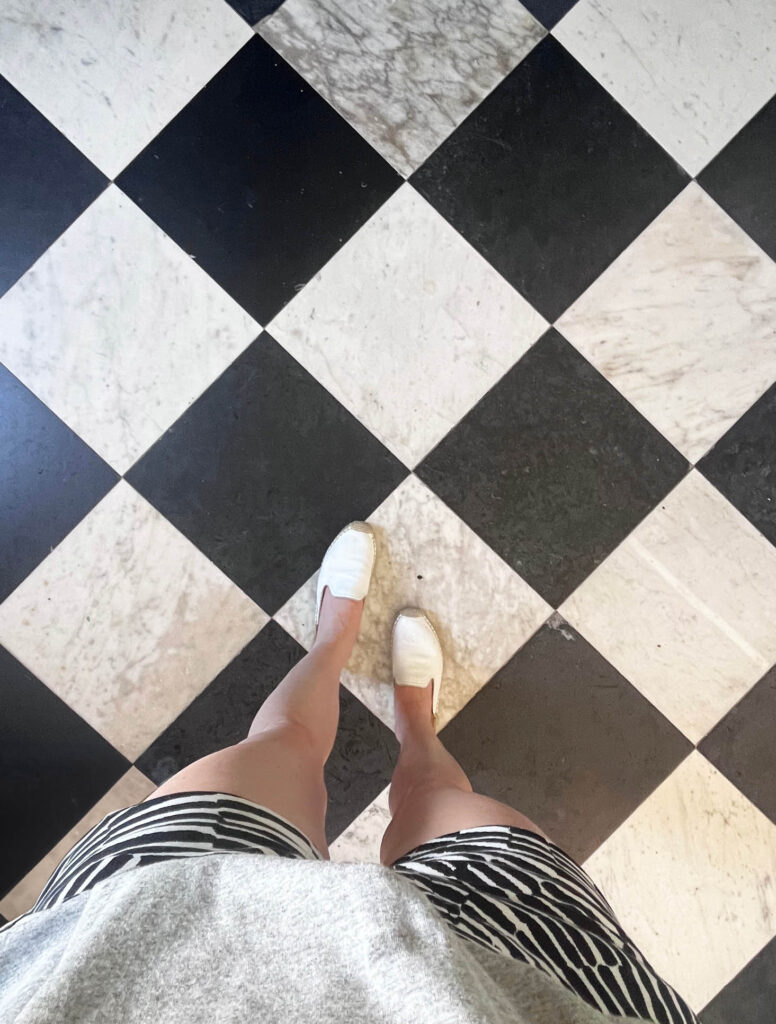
[380, 680, 547, 865]
[148, 589, 362, 859]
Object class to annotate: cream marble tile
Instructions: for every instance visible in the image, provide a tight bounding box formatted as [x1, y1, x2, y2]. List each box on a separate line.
[0, 481, 267, 760]
[260, 0, 544, 177]
[585, 752, 776, 1011]
[0, 186, 259, 474]
[275, 474, 551, 731]
[269, 185, 547, 468]
[554, 0, 776, 176]
[0, 0, 252, 178]
[330, 786, 391, 865]
[561, 471, 776, 743]
[556, 183, 776, 464]
[0, 767, 155, 921]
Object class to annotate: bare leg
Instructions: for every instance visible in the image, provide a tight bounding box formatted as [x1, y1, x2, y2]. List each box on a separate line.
[148, 588, 362, 859]
[380, 680, 547, 866]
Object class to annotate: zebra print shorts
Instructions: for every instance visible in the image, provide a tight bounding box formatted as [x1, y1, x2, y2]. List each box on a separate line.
[24, 792, 696, 1024]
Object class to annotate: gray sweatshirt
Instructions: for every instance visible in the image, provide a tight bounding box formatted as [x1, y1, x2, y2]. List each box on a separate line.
[0, 853, 635, 1023]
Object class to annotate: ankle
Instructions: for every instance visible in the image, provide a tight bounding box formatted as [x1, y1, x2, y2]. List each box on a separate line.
[316, 590, 363, 647]
[394, 707, 435, 747]
[393, 680, 435, 742]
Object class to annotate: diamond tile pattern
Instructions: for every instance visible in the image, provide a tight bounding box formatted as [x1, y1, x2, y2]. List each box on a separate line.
[0, 481, 267, 760]
[554, 0, 776, 176]
[698, 381, 776, 548]
[126, 334, 407, 613]
[0, 644, 129, 898]
[412, 34, 688, 321]
[698, 94, 776, 266]
[0, 74, 105, 299]
[561, 471, 776, 743]
[0, 366, 117, 602]
[0, 185, 260, 473]
[699, 665, 776, 828]
[260, 0, 545, 176]
[0, 0, 252, 178]
[117, 36, 400, 323]
[418, 328, 688, 606]
[438, 615, 691, 863]
[269, 184, 547, 467]
[586, 752, 776, 1011]
[557, 183, 776, 463]
[2, 0, 776, 1013]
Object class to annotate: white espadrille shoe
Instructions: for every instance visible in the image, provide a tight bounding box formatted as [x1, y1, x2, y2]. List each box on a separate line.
[392, 608, 443, 721]
[315, 522, 376, 629]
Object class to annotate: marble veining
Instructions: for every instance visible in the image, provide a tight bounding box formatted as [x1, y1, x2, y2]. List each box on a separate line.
[554, 0, 776, 176]
[0, 0, 252, 178]
[0, 482, 267, 760]
[585, 752, 776, 1010]
[0, 186, 260, 474]
[561, 471, 776, 743]
[557, 183, 776, 464]
[0, 768, 154, 920]
[275, 474, 552, 732]
[269, 184, 548, 468]
[260, 0, 545, 176]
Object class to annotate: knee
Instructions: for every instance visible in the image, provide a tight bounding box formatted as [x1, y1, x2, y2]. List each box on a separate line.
[391, 771, 471, 812]
[242, 716, 326, 768]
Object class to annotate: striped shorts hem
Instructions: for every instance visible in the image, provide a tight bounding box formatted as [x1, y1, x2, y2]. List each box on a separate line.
[392, 826, 697, 1024]
[27, 790, 323, 915]
[18, 793, 696, 1024]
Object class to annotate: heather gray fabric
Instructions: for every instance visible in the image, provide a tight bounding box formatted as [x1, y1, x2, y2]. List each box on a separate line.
[0, 853, 632, 1024]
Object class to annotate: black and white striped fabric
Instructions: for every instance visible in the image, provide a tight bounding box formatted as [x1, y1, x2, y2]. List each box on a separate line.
[29, 791, 323, 915]
[22, 795, 695, 1024]
[392, 826, 697, 1024]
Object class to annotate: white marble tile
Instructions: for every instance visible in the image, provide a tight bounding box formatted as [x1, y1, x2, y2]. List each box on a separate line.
[0, 481, 267, 760]
[276, 474, 551, 732]
[585, 751, 776, 1010]
[561, 471, 776, 743]
[0, 767, 155, 921]
[260, 0, 544, 177]
[554, 0, 776, 176]
[556, 183, 776, 464]
[0, 186, 259, 474]
[269, 185, 547, 468]
[0, 0, 252, 178]
[330, 786, 391, 865]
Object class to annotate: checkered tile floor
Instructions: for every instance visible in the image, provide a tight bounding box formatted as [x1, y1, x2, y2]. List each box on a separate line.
[1, 0, 775, 1017]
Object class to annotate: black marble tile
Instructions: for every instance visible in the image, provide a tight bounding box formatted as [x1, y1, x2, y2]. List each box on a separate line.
[439, 617, 692, 863]
[520, 0, 579, 29]
[411, 35, 688, 322]
[324, 686, 398, 843]
[697, 382, 776, 549]
[126, 334, 407, 613]
[0, 645, 129, 898]
[0, 74, 106, 299]
[117, 36, 400, 324]
[698, 95, 776, 265]
[701, 935, 776, 1024]
[417, 328, 689, 607]
[223, 0, 284, 25]
[137, 621, 306, 783]
[699, 666, 776, 828]
[0, 366, 118, 603]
